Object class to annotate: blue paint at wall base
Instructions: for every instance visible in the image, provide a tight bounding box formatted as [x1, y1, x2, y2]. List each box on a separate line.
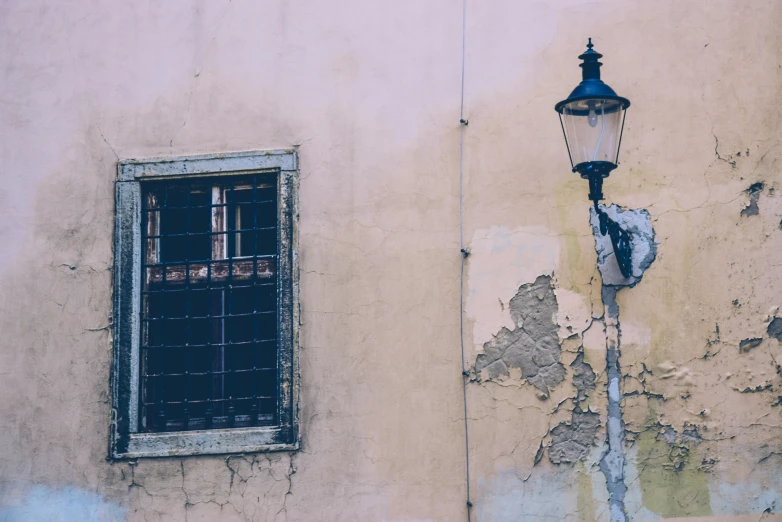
[0, 485, 126, 522]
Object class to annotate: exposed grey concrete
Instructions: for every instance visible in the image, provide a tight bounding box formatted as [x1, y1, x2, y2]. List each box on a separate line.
[548, 410, 600, 464]
[590, 206, 658, 522]
[570, 352, 596, 403]
[599, 287, 628, 522]
[546, 352, 598, 465]
[474, 276, 565, 398]
[589, 204, 657, 288]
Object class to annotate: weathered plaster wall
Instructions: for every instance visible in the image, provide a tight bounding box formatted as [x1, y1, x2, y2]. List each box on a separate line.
[461, 0, 782, 519]
[0, 0, 780, 521]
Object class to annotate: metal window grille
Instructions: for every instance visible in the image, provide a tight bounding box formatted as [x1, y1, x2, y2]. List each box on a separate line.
[140, 173, 279, 432]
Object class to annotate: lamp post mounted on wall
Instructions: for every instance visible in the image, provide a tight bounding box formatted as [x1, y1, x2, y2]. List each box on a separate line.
[555, 39, 633, 277]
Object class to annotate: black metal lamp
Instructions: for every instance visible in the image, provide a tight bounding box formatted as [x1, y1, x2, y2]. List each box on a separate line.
[555, 38, 633, 277]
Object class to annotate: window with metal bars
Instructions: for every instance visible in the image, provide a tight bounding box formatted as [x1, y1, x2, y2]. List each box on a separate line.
[111, 150, 298, 459]
[141, 175, 278, 432]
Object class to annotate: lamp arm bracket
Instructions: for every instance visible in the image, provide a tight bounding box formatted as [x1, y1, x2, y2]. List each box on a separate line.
[589, 174, 633, 278]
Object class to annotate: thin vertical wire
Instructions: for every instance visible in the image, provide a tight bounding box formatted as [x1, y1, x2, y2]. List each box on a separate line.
[458, 0, 472, 519]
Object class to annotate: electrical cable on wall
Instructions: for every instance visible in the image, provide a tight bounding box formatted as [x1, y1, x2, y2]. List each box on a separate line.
[457, 0, 472, 520]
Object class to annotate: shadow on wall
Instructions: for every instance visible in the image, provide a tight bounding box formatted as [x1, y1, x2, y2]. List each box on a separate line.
[0, 485, 126, 522]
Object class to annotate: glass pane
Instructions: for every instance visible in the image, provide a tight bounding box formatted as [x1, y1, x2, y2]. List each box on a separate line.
[226, 185, 277, 258]
[561, 98, 625, 168]
[157, 188, 211, 263]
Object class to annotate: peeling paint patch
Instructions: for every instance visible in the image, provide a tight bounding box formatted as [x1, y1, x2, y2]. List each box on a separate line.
[571, 352, 597, 403]
[768, 317, 782, 342]
[474, 275, 564, 398]
[738, 382, 773, 393]
[545, 351, 598, 465]
[549, 410, 601, 464]
[739, 337, 763, 352]
[655, 424, 703, 471]
[740, 182, 764, 217]
[0, 486, 126, 522]
[589, 205, 657, 287]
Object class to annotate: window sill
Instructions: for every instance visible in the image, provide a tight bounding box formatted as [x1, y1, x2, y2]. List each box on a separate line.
[113, 426, 298, 459]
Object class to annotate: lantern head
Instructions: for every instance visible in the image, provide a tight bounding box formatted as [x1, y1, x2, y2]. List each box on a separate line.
[555, 39, 630, 183]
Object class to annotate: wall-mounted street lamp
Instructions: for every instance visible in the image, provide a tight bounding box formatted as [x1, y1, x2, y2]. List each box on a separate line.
[555, 39, 633, 277]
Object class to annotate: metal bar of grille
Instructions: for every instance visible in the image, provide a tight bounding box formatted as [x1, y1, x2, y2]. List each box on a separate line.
[144, 227, 275, 239]
[252, 176, 260, 425]
[157, 184, 169, 430]
[139, 174, 280, 432]
[142, 199, 276, 211]
[142, 396, 276, 405]
[183, 184, 192, 429]
[211, 184, 224, 420]
[143, 368, 277, 377]
[142, 339, 277, 350]
[227, 180, 235, 427]
[142, 282, 275, 295]
[143, 254, 277, 266]
[143, 311, 276, 322]
[274, 174, 281, 426]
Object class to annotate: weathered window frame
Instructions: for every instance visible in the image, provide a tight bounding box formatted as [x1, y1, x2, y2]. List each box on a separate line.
[111, 150, 299, 459]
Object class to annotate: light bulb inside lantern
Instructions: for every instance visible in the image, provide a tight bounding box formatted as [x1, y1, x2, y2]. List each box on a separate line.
[587, 102, 598, 128]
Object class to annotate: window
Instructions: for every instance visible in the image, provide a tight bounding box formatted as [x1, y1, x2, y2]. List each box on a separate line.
[111, 150, 299, 458]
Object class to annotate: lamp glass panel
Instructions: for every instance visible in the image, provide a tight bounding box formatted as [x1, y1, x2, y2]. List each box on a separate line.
[561, 98, 625, 168]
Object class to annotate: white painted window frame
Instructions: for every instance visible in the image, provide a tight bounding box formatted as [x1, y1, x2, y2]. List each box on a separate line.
[111, 150, 299, 459]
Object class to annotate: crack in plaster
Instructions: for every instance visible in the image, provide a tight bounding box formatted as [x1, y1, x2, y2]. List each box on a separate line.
[119, 453, 296, 521]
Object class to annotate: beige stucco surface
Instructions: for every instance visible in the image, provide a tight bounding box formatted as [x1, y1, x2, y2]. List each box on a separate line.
[1, 0, 781, 520]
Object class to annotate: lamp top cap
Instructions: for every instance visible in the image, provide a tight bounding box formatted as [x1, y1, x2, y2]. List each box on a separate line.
[578, 38, 603, 80]
[579, 38, 602, 59]
[554, 38, 631, 113]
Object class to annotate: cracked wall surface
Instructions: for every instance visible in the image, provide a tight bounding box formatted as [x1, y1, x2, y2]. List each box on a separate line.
[2, 0, 782, 521]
